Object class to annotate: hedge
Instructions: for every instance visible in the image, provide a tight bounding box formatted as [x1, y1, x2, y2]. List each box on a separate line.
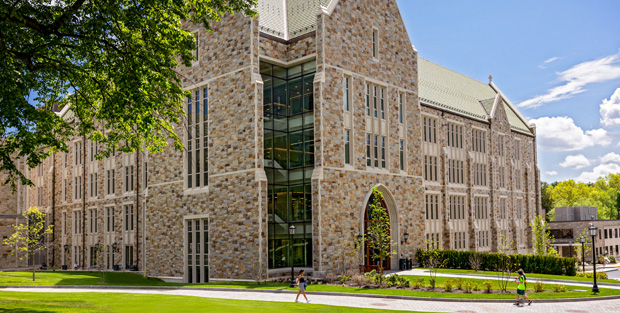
[415, 249, 577, 276]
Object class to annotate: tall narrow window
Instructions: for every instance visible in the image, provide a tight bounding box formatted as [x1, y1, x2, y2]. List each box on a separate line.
[366, 134, 371, 166]
[186, 87, 209, 189]
[372, 28, 378, 58]
[373, 86, 377, 118]
[345, 130, 351, 165]
[186, 218, 209, 283]
[380, 136, 386, 168]
[398, 94, 403, 124]
[380, 88, 385, 119]
[399, 140, 404, 171]
[62, 212, 67, 236]
[373, 135, 378, 167]
[344, 77, 350, 111]
[365, 84, 370, 116]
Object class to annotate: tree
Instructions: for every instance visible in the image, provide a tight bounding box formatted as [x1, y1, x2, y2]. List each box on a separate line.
[0, 0, 257, 190]
[615, 191, 620, 220]
[541, 182, 554, 221]
[364, 187, 396, 274]
[2, 207, 53, 281]
[531, 215, 554, 256]
[574, 228, 592, 267]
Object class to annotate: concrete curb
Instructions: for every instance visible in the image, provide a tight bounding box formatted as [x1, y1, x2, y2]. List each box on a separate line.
[2, 285, 620, 303]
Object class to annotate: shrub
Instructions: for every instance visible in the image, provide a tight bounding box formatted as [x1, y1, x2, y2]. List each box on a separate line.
[576, 272, 608, 279]
[415, 249, 577, 276]
[552, 284, 567, 292]
[454, 278, 463, 290]
[413, 278, 424, 289]
[463, 280, 474, 293]
[338, 275, 351, 284]
[609, 255, 617, 264]
[444, 280, 453, 292]
[469, 254, 482, 271]
[534, 279, 545, 293]
[396, 275, 410, 288]
[482, 280, 493, 293]
[472, 281, 480, 291]
[352, 274, 366, 286]
[324, 272, 337, 284]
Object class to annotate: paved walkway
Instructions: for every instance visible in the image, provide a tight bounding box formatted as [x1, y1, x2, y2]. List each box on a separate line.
[392, 269, 620, 290]
[3, 286, 620, 313]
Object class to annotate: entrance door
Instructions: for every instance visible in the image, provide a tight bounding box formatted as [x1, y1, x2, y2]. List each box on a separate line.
[363, 195, 391, 272]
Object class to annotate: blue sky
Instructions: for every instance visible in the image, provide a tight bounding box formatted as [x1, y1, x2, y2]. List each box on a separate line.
[396, 0, 620, 183]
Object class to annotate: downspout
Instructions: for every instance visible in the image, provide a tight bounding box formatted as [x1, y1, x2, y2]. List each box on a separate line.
[82, 135, 86, 269]
[135, 150, 140, 271]
[51, 152, 56, 267]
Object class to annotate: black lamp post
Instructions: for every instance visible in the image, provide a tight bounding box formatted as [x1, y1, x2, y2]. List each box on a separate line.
[590, 224, 599, 293]
[289, 225, 296, 284]
[579, 235, 586, 273]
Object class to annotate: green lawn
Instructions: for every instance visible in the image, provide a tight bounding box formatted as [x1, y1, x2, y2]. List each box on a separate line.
[0, 291, 429, 313]
[431, 268, 620, 284]
[1, 271, 618, 300]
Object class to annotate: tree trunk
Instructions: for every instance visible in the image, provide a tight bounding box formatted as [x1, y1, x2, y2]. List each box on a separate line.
[32, 262, 36, 282]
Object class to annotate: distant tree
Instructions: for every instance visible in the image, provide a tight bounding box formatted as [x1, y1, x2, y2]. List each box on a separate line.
[531, 215, 554, 256]
[0, 0, 257, 190]
[2, 207, 53, 281]
[541, 182, 554, 221]
[615, 191, 620, 220]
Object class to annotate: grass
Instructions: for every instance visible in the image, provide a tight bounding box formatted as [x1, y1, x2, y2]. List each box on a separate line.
[1, 271, 619, 300]
[431, 268, 620, 284]
[0, 291, 430, 313]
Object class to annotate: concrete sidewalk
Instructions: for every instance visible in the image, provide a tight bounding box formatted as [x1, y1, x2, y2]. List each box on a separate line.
[3, 286, 620, 313]
[393, 268, 620, 290]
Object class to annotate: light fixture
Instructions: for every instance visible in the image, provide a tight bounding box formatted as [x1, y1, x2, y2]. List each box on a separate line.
[401, 232, 409, 245]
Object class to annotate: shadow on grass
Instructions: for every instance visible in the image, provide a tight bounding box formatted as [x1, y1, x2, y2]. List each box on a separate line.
[0, 309, 57, 313]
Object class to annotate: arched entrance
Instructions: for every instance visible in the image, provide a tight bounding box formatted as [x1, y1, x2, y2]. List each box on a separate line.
[360, 184, 399, 272]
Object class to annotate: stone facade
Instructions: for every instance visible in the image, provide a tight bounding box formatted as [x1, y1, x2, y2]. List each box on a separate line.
[4, 0, 540, 280]
[0, 164, 26, 268]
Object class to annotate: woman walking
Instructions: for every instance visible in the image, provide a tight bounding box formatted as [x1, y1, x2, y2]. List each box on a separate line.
[294, 269, 310, 303]
[514, 269, 532, 306]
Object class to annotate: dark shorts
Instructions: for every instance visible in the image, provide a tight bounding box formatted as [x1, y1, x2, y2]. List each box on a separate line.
[517, 289, 525, 296]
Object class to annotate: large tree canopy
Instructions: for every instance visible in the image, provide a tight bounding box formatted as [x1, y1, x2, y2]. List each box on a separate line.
[0, 0, 256, 189]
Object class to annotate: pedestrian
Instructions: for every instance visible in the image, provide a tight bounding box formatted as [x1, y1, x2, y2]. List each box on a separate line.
[294, 269, 310, 303]
[514, 269, 532, 306]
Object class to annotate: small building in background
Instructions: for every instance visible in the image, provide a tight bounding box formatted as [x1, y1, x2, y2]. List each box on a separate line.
[549, 207, 620, 261]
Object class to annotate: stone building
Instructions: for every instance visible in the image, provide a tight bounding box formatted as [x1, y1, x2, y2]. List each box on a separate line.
[3, 0, 541, 281]
[0, 160, 27, 268]
[550, 207, 620, 260]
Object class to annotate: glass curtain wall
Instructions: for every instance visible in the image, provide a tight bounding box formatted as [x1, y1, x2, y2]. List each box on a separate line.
[261, 60, 315, 269]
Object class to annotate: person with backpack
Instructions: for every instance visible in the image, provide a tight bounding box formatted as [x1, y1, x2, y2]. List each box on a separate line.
[294, 269, 310, 303]
[514, 269, 532, 306]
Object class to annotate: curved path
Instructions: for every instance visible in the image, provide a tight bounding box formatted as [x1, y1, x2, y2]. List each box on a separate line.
[3, 286, 620, 313]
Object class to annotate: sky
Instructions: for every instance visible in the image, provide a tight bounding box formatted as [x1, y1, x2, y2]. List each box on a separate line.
[395, 0, 620, 184]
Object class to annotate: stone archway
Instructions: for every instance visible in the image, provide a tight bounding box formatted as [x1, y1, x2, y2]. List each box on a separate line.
[359, 184, 400, 272]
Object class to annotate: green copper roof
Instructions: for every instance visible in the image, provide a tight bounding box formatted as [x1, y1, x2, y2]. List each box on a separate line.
[418, 58, 494, 122]
[418, 58, 533, 135]
[480, 97, 495, 115]
[503, 99, 533, 134]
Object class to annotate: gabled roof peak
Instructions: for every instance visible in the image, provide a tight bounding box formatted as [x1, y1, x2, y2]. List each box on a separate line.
[258, 0, 334, 40]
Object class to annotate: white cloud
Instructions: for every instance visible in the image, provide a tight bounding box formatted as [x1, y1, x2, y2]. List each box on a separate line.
[577, 163, 620, 183]
[601, 152, 620, 164]
[519, 51, 620, 108]
[559, 154, 591, 169]
[600, 88, 620, 127]
[545, 171, 558, 176]
[530, 116, 612, 151]
[538, 57, 560, 69]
